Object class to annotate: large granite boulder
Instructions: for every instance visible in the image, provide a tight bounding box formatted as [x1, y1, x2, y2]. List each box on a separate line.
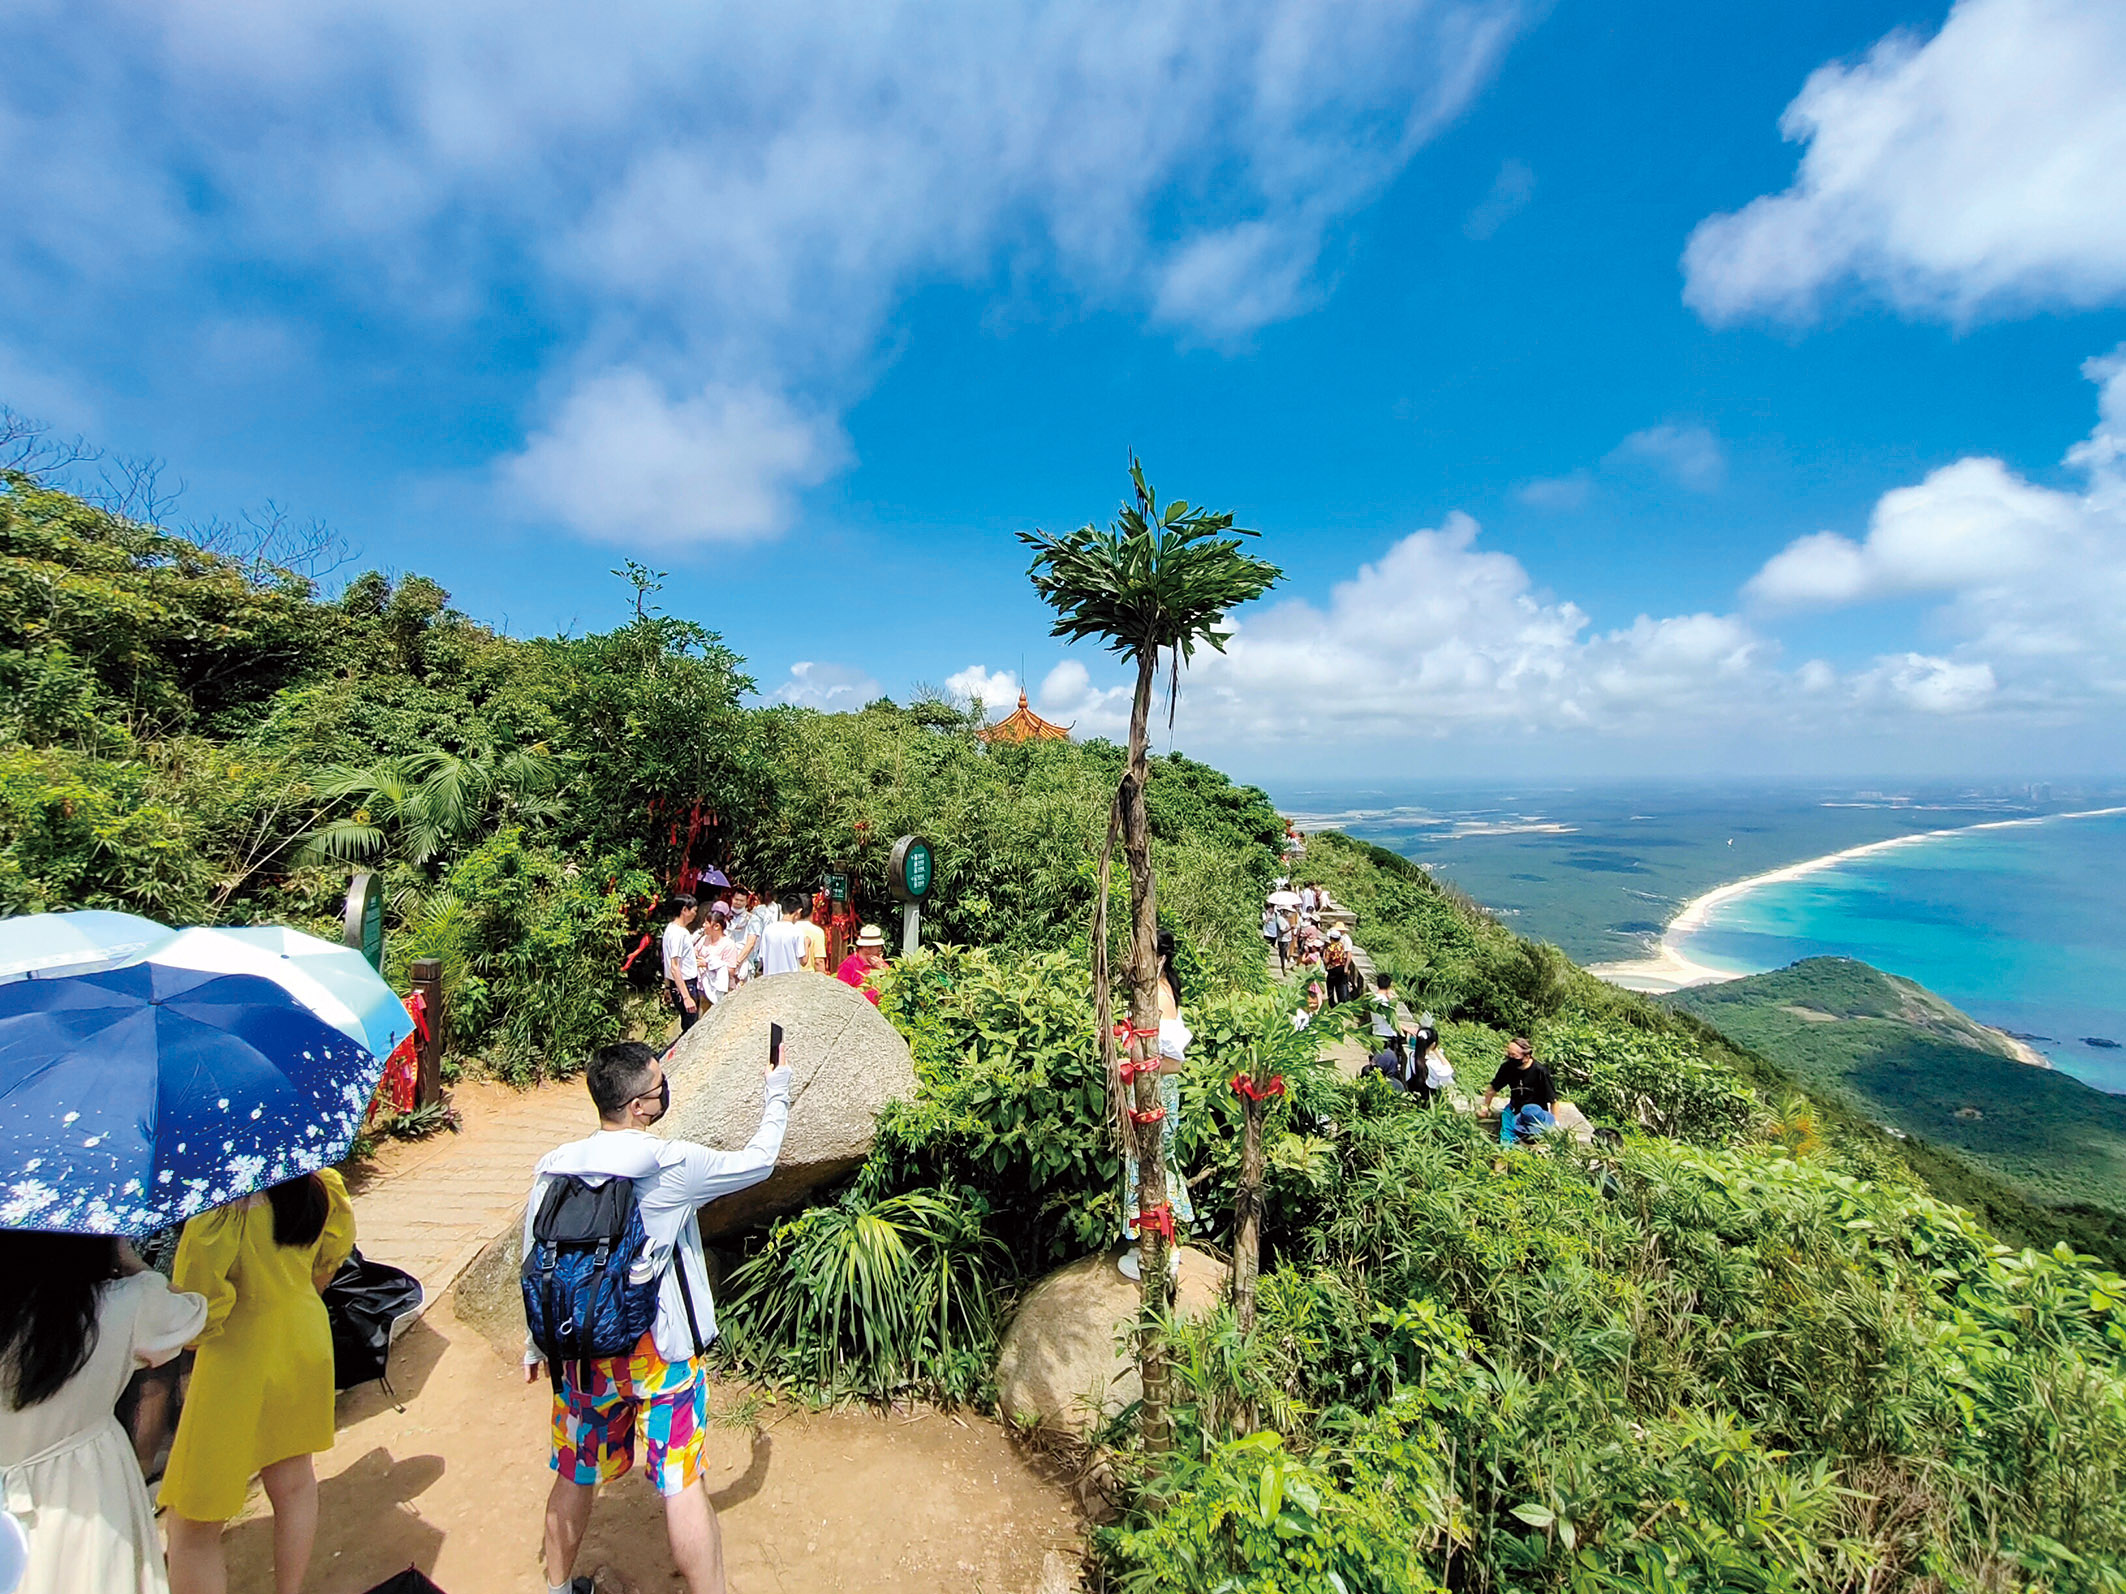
[451, 1221, 527, 1363]
[994, 1247, 1228, 1438]
[450, 975, 912, 1358]
[663, 973, 918, 1239]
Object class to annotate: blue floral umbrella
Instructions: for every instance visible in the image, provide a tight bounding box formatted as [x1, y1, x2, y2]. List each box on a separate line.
[0, 962, 381, 1235]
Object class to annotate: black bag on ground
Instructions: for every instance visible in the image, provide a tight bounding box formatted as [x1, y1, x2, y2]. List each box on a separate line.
[521, 1174, 659, 1373]
[324, 1248, 425, 1390]
[360, 1569, 446, 1593]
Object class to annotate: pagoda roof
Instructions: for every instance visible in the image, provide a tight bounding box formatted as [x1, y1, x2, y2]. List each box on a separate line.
[979, 691, 1073, 744]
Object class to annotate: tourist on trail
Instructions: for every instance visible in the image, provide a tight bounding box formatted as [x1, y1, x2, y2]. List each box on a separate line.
[1484, 1037, 1557, 1144]
[800, 893, 830, 974]
[1361, 1045, 1411, 1092]
[161, 1171, 357, 1594]
[1415, 1024, 1454, 1105]
[758, 892, 813, 976]
[834, 924, 887, 1005]
[1292, 980, 1326, 1031]
[1261, 902, 1284, 973]
[1119, 930, 1196, 1283]
[728, 891, 765, 984]
[524, 1040, 791, 1594]
[0, 1232, 206, 1594]
[694, 908, 742, 1006]
[1322, 929, 1354, 1005]
[661, 895, 705, 1033]
[1368, 973, 1412, 1070]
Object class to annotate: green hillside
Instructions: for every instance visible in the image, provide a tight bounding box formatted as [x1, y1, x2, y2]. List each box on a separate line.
[9, 466, 2126, 1591]
[1670, 957, 2126, 1225]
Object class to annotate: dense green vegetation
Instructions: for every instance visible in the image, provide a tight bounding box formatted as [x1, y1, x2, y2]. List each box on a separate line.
[0, 469, 1281, 1077]
[1670, 959, 2126, 1230]
[9, 466, 2125, 1589]
[711, 848, 2126, 1592]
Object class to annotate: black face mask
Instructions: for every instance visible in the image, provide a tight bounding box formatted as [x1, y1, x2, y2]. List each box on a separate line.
[643, 1076, 670, 1124]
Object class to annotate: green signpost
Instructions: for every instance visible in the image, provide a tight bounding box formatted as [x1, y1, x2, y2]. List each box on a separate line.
[887, 835, 934, 956]
[342, 871, 384, 971]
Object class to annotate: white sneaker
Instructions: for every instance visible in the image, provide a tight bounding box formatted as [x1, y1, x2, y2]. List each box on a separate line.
[1117, 1247, 1142, 1280]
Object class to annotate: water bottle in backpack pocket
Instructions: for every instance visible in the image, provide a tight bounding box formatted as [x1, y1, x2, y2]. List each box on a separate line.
[521, 1174, 660, 1378]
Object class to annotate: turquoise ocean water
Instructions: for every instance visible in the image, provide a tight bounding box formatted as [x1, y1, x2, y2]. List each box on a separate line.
[1270, 784, 2126, 1095]
[1670, 808, 2126, 1092]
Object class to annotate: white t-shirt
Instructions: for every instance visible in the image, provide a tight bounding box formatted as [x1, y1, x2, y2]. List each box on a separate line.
[759, 920, 809, 976]
[662, 920, 699, 984]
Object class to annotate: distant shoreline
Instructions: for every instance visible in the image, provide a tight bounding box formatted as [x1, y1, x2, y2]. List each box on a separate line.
[1587, 806, 2126, 1005]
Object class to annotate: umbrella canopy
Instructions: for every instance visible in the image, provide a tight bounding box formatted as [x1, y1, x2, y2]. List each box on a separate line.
[0, 910, 174, 983]
[147, 925, 413, 1064]
[697, 867, 731, 889]
[1266, 890, 1302, 908]
[0, 963, 381, 1234]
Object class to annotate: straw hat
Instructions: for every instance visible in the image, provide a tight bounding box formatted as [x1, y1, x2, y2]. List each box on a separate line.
[856, 924, 887, 948]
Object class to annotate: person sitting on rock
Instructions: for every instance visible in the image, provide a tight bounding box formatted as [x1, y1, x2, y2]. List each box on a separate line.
[523, 1040, 791, 1594]
[1483, 1036, 1556, 1144]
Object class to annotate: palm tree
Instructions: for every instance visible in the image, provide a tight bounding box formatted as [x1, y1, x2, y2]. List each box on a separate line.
[1021, 458, 1279, 1450]
[294, 742, 564, 872]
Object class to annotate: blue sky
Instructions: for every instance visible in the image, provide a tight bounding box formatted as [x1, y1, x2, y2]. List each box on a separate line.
[5, 0, 2125, 779]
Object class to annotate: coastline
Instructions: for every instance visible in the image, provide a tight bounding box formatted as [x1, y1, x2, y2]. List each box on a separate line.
[1587, 804, 2126, 999]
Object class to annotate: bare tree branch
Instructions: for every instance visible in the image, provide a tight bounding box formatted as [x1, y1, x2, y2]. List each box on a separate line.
[0, 405, 99, 480]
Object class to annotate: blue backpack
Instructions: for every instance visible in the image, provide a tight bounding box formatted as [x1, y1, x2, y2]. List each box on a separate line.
[521, 1174, 659, 1377]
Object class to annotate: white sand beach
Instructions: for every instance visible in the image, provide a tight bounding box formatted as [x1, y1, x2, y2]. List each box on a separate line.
[1588, 806, 2126, 997]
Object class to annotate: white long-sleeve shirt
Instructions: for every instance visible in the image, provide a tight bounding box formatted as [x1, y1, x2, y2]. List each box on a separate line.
[521, 1067, 791, 1364]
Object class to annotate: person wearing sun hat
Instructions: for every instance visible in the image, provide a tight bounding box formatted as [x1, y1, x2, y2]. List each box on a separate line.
[833, 924, 888, 1006]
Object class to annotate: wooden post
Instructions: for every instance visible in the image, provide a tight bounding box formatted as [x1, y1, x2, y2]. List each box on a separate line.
[408, 957, 445, 1108]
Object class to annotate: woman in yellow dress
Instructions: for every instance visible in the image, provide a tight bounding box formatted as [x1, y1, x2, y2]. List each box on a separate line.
[160, 1170, 354, 1594]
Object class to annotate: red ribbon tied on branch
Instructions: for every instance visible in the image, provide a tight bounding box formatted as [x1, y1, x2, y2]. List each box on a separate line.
[1230, 1073, 1286, 1102]
[1128, 1104, 1167, 1126]
[1133, 1203, 1177, 1244]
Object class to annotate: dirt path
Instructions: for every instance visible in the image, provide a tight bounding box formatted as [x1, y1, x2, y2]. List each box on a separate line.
[231, 1077, 1089, 1593]
[344, 1077, 592, 1304]
[223, 1297, 1085, 1594]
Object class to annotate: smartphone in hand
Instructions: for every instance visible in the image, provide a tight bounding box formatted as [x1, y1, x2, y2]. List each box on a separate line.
[769, 1021, 784, 1073]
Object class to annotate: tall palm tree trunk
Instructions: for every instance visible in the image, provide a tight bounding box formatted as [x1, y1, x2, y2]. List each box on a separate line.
[1119, 647, 1174, 1452]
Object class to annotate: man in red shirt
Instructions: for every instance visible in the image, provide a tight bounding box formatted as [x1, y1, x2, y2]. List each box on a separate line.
[834, 924, 887, 1005]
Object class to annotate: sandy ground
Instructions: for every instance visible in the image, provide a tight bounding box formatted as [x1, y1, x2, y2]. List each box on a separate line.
[215, 1297, 1088, 1594]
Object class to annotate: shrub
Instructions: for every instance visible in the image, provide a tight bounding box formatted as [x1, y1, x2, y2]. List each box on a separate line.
[713, 1185, 1006, 1403]
[1538, 1015, 1757, 1144]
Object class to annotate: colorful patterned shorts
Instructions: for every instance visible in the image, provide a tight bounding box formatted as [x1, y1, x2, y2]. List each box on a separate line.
[550, 1335, 709, 1497]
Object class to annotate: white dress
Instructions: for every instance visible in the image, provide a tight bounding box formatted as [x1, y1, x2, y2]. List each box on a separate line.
[0, 1272, 208, 1594]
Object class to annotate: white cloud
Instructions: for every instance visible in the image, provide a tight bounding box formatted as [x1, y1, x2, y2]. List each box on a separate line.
[1855, 654, 1998, 714]
[1517, 422, 1725, 510]
[944, 665, 1019, 714]
[766, 660, 884, 712]
[1683, 0, 2126, 324]
[1036, 659, 1133, 739]
[1515, 470, 1593, 511]
[1179, 512, 1778, 740]
[1746, 344, 2126, 710]
[1604, 423, 1726, 493]
[1463, 157, 1535, 240]
[500, 371, 846, 547]
[0, 0, 1527, 543]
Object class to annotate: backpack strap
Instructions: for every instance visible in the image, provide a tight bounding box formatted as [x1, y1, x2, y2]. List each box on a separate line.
[673, 1250, 707, 1359]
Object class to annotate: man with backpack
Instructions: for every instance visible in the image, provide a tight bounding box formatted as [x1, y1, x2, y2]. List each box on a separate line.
[521, 1040, 792, 1594]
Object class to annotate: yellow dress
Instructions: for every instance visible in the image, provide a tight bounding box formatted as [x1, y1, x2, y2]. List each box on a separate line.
[158, 1170, 355, 1521]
